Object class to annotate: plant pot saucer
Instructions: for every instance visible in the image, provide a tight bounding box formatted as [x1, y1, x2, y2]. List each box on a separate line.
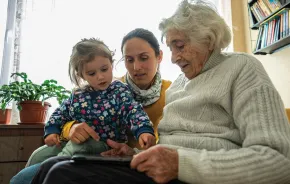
[17, 122, 45, 125]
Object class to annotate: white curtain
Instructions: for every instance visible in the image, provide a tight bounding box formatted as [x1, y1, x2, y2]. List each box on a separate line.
[1, 0, 232, 123]
[219, 0, 233, 52]
[0, 0, 17, 86]
[0, 0, 9, 73]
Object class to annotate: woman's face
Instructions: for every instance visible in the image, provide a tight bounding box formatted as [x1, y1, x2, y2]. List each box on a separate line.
[123, 37, 162, 89]
[166, 29, 211, 80]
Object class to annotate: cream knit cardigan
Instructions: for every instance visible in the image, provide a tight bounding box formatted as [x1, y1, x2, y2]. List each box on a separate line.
[158, 50, 290, 184]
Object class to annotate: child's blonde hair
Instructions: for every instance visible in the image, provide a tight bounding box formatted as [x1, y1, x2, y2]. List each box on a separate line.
[68, 38, 114, 88]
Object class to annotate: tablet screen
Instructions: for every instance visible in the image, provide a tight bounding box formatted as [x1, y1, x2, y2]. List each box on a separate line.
[71, 153, 133, 165]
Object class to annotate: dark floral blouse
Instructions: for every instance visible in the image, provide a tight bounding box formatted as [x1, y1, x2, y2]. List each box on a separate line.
[44, 80, 154, 142]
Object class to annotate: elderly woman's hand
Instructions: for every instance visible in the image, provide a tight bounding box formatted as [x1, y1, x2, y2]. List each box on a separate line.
[69, 122, 100, 144]
[101, 139, 136, 156]
[130, 145, 178, 184]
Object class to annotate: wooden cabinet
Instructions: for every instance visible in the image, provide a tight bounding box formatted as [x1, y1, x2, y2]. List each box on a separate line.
[0, 124, 44, 184]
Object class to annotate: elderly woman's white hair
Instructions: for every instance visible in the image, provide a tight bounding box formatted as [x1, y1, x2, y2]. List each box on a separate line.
[159, 0, 231, 51]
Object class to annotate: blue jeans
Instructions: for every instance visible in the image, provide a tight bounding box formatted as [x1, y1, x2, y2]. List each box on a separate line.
[10, 163, 41, 184]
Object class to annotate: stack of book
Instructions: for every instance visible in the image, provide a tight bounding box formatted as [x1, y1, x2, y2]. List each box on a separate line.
[255, 8, 290, 51]
[250, 0, 282, 24]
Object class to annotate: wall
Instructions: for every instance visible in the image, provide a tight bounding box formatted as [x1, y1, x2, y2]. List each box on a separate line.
[231, 0, 247, 52]
[231, 0, 290, 108]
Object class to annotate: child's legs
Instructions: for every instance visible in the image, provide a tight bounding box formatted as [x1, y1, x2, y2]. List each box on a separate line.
[10, 163, 41, 184]
[26, 142, 66, 167]
[58, 138, 109, 156]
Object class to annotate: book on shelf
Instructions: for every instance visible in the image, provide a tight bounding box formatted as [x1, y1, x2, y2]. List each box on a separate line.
[262, 23, 269, 48]
[255, 26, 264, 50]
[268, 0, 281, 10]
[284, 10, 287, 37]
[258, 0, 271, 16]
[263, 0, 275, 12]
[254, 3, 263, 20]
[280, 13, 284, 38]
[274, 18, 281, 42]
[270, 19, 275, 44]
[288, 9, 290, 35]
[286, 10, 288, 35]
[279, 8, 290, 38]
[249, 7, 255, 26]
[251, 5, 260, 22]
[249, 0, 284, 25]
[268, 20, 272, 45]
[255, 8, 290, 52]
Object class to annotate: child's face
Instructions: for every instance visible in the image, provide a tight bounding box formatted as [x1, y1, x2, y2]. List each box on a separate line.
[81, 56, 113, 91]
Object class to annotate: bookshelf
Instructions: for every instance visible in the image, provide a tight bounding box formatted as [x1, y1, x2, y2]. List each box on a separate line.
[248, 0, 290, 55]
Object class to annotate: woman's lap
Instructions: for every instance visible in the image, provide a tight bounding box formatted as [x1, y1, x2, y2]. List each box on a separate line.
[31, 156, 184, 184]
[47, 161, 155, 184]
[26, 144, 64, 167]
[10, 163, 41, 184]
[31, 156, 71, 184]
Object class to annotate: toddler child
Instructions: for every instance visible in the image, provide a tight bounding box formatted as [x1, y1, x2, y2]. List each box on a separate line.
[44, 38, 156, 156]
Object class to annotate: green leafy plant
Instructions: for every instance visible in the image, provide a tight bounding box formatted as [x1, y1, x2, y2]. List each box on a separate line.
[0, 72, 71, 110]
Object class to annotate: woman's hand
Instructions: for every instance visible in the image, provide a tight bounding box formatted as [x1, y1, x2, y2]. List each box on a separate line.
[138, 133, 156, 149]
[130, 145, 179, 184]
[44, 134, 61, 147]
[69, 122, 100, 144]
[101, 139, 136, 156]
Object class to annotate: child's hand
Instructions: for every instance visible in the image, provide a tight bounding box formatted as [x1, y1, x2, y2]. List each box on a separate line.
[138, 133, 156, 149]
[44, 134, 61, 147]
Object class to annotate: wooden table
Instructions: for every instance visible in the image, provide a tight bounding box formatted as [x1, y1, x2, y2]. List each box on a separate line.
[0, 124, 44, 184]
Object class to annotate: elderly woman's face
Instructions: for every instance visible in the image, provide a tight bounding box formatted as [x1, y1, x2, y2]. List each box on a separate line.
[166, 29, 209, 80]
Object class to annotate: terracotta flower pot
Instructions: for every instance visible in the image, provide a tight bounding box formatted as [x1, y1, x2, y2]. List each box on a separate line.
[0, 109, 12, 124]
[19, 101, 51, 124]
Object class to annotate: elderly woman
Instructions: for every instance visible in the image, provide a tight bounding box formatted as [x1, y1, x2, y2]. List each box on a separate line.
[30, 0, 290, 184]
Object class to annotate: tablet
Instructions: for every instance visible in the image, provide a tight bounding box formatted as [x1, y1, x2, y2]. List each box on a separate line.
[71, 153, 133, 166]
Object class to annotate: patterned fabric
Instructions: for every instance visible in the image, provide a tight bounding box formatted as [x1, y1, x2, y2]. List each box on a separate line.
[125, 71, 162, 106]
[45, 80, 154, 142]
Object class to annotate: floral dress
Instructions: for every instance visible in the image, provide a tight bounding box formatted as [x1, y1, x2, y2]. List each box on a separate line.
[44, 80, 154, 142]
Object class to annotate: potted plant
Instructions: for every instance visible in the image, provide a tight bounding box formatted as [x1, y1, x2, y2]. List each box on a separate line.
[0, 72, 71, 124]
[0, 91, 12, 125]
[0, 108, 11, 124]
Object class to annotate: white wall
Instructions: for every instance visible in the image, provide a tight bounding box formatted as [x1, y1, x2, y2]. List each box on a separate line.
[254, 50, 290, 108]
